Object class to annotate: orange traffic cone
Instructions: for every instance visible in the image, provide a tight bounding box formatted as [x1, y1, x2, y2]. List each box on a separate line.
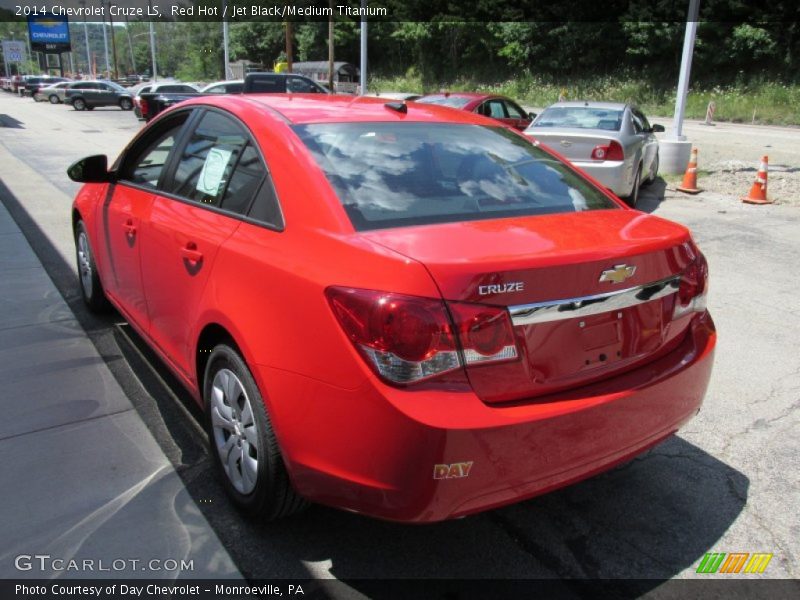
[677, 148, 702, 194]
[741, 156, 772, 205]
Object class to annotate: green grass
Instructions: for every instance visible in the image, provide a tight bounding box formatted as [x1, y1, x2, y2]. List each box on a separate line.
[369, 74, 800, 126]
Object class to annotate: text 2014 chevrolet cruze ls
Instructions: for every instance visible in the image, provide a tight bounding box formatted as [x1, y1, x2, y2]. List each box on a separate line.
[69, 95, 716, 522]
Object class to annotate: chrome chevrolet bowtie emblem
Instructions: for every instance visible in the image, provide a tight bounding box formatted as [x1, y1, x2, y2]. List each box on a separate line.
[599, 264, 636, 284]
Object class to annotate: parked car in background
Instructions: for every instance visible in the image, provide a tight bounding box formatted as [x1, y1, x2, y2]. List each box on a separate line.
[138, 72, 329, 123]
[242, 72, 329, 94]
[34, 80, 75, 104]
[23, 76, 71, 97]
[68, 94, 715, 523]
[64, 80, 135, 111]
[416, 92, 534, 131]
[525, 102, 664, 207]
[133, 82, 201, 119]
[201, 79, 244, 95]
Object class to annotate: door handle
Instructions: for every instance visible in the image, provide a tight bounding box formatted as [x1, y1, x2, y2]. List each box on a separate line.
[123, 218, 136, 236]
[180, 242, 203, 264]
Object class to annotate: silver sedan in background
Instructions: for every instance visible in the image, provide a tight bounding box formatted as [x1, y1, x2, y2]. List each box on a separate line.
[524, 101, 664, 207]
[33, 81, 75, 104]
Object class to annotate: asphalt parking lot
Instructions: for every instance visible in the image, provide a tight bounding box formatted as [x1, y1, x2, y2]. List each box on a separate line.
[0, 92, 798, 592]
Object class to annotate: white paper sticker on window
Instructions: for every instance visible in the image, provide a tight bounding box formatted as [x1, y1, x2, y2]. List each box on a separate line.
[196, 147, 233, 196]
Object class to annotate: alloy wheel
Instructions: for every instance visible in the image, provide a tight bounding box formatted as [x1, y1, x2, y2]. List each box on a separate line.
[77, 230, 93, 298]
[210, 368, 260, 495]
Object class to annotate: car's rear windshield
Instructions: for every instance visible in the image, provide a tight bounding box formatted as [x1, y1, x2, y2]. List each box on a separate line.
[415, 95, 473, 109]
[293, 123, 618, 231]
[532, 107, 624, 131]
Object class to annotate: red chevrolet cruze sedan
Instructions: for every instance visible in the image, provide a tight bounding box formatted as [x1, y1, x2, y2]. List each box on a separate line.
[69, 94, 715, 522]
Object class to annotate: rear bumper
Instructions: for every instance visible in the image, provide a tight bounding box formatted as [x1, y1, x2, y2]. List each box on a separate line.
[258, 312, 716, 523]
[572, 160, 629, 196]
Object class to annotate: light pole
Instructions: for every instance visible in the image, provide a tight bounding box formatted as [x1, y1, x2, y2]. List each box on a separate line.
[148, 0, 157, 81]
[79, 0, 91, 77]
[222, 0, 230, 79]
[108, 2, 119, 79]
[123, 12, 136, 74]
[359, 0, 367, 95]
[99, 0, 110, 78]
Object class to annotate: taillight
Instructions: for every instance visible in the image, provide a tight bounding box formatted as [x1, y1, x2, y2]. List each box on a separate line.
[673, 252, 709, 319]
[139, 98, 149, 116]
[448, 302, 518, 365]
[326, 287, 518, 385]
[591, 141, 624, 161]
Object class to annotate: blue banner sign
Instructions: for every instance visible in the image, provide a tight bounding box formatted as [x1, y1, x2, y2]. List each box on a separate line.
[28, 13, 71, 53]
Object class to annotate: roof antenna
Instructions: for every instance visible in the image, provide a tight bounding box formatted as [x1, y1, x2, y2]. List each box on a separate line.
[384, 101, 407, 114]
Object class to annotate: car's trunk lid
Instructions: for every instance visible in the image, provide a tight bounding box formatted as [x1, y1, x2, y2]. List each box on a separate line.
[528, 129, 621, 162]
[363, 210, 696, 403]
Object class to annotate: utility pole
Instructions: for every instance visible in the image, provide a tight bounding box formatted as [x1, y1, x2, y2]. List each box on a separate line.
[285, 21, 293, 73]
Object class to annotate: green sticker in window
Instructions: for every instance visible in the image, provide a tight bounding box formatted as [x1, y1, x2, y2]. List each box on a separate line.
[196, 147, 233, 196]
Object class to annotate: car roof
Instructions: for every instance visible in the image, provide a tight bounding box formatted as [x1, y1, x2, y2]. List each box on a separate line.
[422, 92, 492, 99]
[546, 101, 629, 110]
[202, 79, 244, 87]
[179, 94, 498, 126]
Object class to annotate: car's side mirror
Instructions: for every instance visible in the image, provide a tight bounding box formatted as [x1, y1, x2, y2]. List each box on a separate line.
[528, 112, 537, 119]
[651, 124, 665, 133]
[67, 155, 114, 183]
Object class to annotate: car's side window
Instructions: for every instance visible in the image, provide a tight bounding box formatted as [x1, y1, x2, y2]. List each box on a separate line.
[630, 110, 645, 134]
[248, 176, 283, 228]
[205, 84, 225, 94]
[168, 111, 249, 206]
[248, 78, 282, 93]
[634, 109, 651, 131]
[287, 76, 320, 93]
[504, 101, 525, 119]
[120, 115, 189, 189]
[219, 143, 265, 215]
[483, 100, 508, 119]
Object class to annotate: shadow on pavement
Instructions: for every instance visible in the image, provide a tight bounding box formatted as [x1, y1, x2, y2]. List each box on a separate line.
[637, 177, 668, 214]
[1, 175, 748, 591]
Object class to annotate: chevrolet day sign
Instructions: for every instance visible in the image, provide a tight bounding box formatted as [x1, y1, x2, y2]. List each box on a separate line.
[27, 13, 71, 53]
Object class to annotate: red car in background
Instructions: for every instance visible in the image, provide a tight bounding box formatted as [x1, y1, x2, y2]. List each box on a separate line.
[69, 94, 715, 522]
[416, 92, 535, 130]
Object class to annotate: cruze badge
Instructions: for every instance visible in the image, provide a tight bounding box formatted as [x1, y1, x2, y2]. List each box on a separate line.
[478, 282, 524, 296]
[599, 264, 637, 284]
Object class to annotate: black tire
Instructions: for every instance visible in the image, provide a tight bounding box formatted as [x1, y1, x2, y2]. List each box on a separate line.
[119, 97, 133, 111]
[74, 220, 110, 313]
[204, 344, 307, 521]
[49, 94, 60, 104]
[73, 97, 86, 111]
[643, 152, 659, 186]
[625, 165, 642, 208]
